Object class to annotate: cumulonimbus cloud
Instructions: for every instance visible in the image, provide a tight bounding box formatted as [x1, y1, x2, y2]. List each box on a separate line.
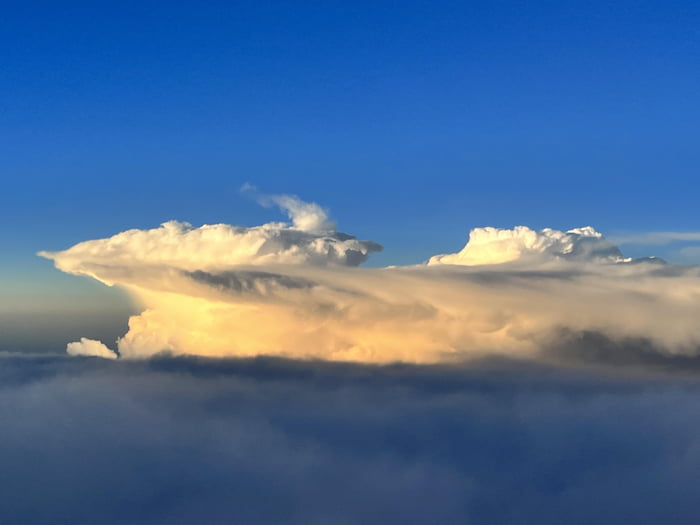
[39, 193, 700, 362]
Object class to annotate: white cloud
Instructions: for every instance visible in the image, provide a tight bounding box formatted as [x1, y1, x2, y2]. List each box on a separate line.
[242, 184, 335, 233]
[40, 194, 700, 363]
[266, 194, 335, 233]
[428, 226, 627, 266]
[66, 338, 118, 359]
[38, 208, 381, 281]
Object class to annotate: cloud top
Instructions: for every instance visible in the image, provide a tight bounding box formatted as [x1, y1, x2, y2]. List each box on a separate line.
[428, 226, 627, 266]
[39, 209, 382, 282]
[266, 193, 335, 233]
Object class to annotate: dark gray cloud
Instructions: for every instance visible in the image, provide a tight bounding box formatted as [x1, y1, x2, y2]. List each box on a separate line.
[187, 269, 317, 295]
[2, 354, 700, 524]
[541, 329, 700, 373]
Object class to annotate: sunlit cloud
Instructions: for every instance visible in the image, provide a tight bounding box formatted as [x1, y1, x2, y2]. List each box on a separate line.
[66, 337, 118, 359]
[428, 225, 629, 266]
[39, 193, 700, 363]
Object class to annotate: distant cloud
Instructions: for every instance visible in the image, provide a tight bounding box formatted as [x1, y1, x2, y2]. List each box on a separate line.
[612, 231, 700, 246]
[66, 337, 118, 359]
[428, 226, 627, 266]
[39, 193, 700, 363]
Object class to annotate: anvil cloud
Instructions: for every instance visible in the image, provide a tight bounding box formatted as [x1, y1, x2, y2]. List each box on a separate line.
[40, 194, 700, 363]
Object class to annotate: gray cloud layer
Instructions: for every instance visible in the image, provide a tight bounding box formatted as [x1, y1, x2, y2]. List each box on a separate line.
[2, 354, 700, 524]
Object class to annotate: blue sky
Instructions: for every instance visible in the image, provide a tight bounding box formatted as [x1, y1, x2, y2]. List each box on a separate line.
[2, 1, 700, 347]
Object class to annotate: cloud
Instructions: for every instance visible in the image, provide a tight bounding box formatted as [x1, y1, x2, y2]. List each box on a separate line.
[38, 216, 381, 276]
[2, 354, 700, 524]
[66, 337, 118, 359]
[428, 226, 628, 266]
[39, 193, 700, 363]
[612, 231, 700, 246]
[265, 193, 336, 233]
[241, 184, 335, 232]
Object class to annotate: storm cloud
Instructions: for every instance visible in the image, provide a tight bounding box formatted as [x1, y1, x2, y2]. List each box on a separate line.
[38, 193, 700, 363]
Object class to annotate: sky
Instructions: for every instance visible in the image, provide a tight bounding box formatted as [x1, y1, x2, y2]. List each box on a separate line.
[3, 2, 700, 522]
[3, 1, 700, 351]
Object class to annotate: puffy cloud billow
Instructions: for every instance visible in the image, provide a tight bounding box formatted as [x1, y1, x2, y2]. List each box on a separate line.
[39, 193, 700, 364]
[427, 225, 630, 265]
[66, 337, 118, 359]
